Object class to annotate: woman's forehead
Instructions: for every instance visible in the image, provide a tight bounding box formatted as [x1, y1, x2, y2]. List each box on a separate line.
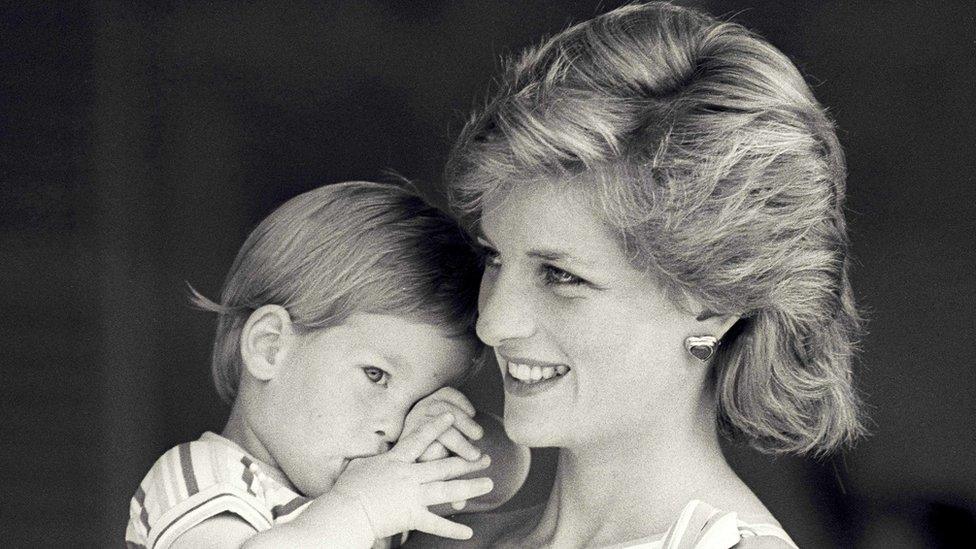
[478, 181, 626, 262]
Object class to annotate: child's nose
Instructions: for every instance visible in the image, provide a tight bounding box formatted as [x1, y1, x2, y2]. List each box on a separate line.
[375, 429, 396, 447]
[375, 416, 404, 446]
[373, 434, 393, 452]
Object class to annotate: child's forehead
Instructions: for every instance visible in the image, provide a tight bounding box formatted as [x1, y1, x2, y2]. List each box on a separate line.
[328, 313, 477, 375]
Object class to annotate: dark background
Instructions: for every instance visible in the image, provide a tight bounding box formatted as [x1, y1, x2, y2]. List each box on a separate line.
[3, 1, 974, 547]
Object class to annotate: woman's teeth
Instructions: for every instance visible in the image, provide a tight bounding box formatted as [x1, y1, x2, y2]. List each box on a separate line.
[507, 362, 569, 383]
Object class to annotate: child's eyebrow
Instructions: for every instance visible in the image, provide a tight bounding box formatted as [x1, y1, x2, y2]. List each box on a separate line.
[382, 352, 409, 372]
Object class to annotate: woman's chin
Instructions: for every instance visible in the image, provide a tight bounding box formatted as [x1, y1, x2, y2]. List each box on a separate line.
[502, 401, 566, 447]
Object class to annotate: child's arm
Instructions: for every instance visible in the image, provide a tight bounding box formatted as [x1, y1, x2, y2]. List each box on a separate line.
[168, 514, 259, 549]
[242, 490, 377, 548]
[167, 492, 374, 549]
[403, 388, 531, 515]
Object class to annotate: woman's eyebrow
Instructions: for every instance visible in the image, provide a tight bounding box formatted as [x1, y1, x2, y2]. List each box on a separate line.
[527, 248, 596, 267]
[475, 226, 598, 268]
[474, 233, 494, 247]
[474, 225, 494, 246]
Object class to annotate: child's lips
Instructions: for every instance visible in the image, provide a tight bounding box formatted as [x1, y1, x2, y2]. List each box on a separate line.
[337, 444, 392, 475]
[345, 447, 386, 462]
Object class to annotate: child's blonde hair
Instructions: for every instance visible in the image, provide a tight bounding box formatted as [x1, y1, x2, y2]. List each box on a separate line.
[192, 181, 481, 403]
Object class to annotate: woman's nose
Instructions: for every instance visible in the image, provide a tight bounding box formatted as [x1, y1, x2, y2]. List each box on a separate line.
[476, 269, 536, 346]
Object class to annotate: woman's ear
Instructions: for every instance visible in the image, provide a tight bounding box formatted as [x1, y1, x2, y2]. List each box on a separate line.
[714, 314, 740, 341]
[694, 309, 740, 341]
[240, 305, 294, 381]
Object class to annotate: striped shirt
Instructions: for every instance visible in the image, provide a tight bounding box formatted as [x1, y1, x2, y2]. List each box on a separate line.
[125, 432, 313, 548]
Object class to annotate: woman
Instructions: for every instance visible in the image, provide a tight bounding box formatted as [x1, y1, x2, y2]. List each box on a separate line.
[417, 2, 865, 547]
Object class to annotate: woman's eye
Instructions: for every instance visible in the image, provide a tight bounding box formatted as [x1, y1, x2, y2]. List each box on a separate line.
[542, 265, 585, 286]
[362, 367, 390, 386]
[478, 245, 501, 269]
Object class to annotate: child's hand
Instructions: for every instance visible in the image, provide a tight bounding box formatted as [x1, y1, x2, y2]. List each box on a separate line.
[332, 413, 493, 541]
[403, 387, 484, 463]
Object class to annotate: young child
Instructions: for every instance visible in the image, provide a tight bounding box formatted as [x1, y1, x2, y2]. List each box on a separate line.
[125, 181, 529, 548]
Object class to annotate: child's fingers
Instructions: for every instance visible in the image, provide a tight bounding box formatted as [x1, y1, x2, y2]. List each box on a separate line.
[451, 500, 467, 511]
[428, 387, 476, 417]
[418, 402, 482, 441]
[447, 411, 484, 441]
[391, 413, 454, 461]
[415, 454, 490, 482]
[421, 401, 480, 439]
[436, 428, 483, 461]
[411, 512, 474, 540]
[417, 441, 450, 463]
[421, 477, 494, 507]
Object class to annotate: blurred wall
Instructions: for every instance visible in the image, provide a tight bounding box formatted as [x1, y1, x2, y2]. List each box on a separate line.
[2, 1, 974, 547]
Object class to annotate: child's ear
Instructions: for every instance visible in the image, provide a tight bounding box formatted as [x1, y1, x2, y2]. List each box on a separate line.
[240, 305, 294, 381]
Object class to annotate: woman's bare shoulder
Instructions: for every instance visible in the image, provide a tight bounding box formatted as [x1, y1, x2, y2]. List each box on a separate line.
[733, 536, 796, 549]
[407, 505, 539, 548]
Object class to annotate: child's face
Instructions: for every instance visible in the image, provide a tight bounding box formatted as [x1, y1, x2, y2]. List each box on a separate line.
[258, 312, 476, 498]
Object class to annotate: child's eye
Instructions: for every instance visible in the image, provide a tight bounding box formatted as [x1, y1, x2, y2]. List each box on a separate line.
[542, 265, 586, 286]
[362, 367, 390, 386]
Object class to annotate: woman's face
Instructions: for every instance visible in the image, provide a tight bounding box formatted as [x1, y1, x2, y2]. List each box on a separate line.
[476, 181, 705, 448]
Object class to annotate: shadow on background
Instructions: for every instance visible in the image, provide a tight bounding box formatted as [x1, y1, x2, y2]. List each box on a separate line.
[2, 1, 974, 547]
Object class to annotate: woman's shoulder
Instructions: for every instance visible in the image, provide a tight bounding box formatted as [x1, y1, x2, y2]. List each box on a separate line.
[652, 500, 797, 549]
[407, 500, 795, 549]
[732, 537, 796, 549]
[407, 504, 540, 548]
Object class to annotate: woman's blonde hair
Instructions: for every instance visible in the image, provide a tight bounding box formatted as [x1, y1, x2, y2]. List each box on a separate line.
[192, 181, 481, 403]
[447, 2, 865, 455]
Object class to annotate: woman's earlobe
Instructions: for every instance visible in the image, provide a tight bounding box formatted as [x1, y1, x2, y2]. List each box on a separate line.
[240, 305, 293, 381]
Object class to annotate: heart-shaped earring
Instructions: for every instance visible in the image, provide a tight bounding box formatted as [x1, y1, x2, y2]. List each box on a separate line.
[685, 335, 719, 362]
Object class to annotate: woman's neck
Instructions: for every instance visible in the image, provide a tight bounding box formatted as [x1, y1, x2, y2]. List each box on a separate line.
[521, 407, 740, 547]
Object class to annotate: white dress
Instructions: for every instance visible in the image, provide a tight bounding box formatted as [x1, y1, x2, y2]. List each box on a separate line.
[602, 500, 798, 549]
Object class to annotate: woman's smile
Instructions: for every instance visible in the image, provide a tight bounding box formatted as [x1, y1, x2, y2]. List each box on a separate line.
[497, 351, 573, 396]
[506, 361, 570, 383]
